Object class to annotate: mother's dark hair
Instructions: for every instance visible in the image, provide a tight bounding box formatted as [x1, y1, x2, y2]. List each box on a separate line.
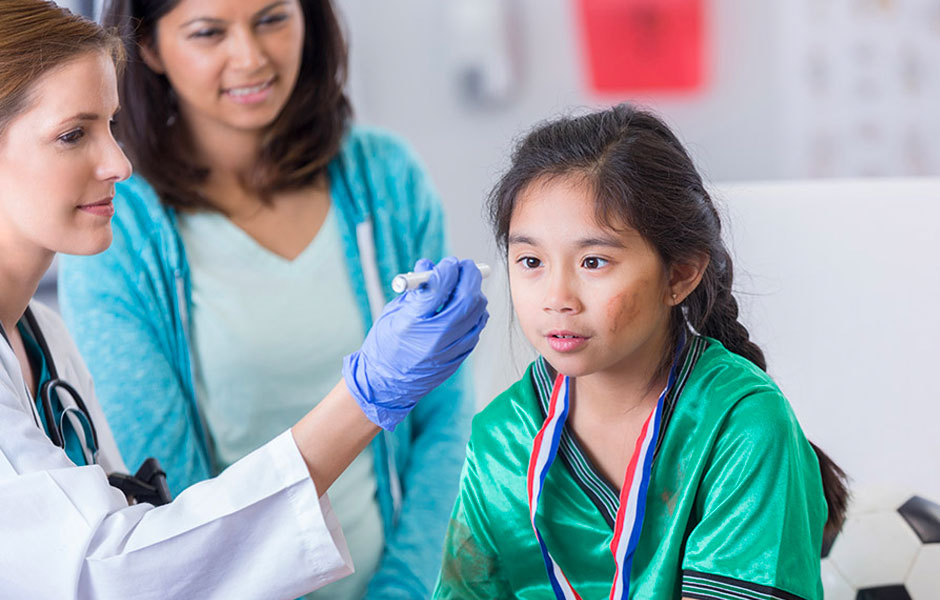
[488, 103, 848, 543]
[103, 0, 351, 210]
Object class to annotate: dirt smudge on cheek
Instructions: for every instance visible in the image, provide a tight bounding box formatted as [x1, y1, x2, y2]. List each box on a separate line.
[606, 290, 641, 335]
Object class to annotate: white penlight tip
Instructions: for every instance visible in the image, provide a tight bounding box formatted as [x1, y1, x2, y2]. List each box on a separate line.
[392, 262, 491, 293]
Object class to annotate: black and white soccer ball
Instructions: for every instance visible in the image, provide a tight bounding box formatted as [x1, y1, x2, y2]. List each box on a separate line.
[821, 486, 940, 599]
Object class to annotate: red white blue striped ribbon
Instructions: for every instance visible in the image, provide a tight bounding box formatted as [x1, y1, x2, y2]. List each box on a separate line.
[526, 357, 680, 600]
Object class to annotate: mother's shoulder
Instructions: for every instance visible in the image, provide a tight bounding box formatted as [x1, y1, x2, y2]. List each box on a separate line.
[112, 174, 171, 227]
[334, 125, 430, 185]
[340, 125, 418, 162]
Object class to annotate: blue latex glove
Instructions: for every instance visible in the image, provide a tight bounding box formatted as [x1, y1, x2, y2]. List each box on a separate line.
[343, 257, 489, 430]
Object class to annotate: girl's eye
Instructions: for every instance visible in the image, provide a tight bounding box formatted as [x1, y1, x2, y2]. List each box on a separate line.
[58, 128, 85, 146]
[582, 256, 608, 269]
[519, 256, 542, 269]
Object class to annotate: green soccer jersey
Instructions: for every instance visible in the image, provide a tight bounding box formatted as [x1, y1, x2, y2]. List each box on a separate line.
[434, 335, 826, 600]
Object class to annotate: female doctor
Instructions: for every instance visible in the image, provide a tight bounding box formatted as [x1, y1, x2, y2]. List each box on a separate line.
[0, 2, 487, 599]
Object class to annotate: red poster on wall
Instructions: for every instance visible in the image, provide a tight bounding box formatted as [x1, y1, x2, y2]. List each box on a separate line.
[575, 0, 705, 93]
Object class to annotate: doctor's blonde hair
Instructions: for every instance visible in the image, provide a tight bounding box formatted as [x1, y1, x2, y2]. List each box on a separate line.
[0, 0, 123, 136]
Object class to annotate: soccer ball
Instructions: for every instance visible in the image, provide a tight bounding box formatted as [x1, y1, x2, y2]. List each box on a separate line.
[822, 486, 940, 599]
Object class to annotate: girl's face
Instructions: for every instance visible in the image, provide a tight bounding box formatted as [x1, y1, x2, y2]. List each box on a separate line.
[0, 51, 131, 257]
[508, 177, 679, 383]
[142, 0, 305, 140]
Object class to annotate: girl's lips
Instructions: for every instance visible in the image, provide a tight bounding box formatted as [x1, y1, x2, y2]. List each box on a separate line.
[78, 200, 114, 218]
[546, 331, 589, 353]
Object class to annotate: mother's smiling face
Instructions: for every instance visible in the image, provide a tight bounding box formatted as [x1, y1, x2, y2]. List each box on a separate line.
[140, 0, 306, 143]
[0, 50, 131, 257]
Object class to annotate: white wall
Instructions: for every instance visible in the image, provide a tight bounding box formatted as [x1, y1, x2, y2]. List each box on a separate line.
[720, 178, 940, 501]
[337, 0, 788, 263]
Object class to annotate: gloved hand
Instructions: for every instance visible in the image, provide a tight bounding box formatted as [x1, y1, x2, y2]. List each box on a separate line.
[343, 257, 489, 430]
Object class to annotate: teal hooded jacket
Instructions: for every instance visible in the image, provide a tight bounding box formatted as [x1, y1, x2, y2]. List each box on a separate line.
[58, 126, 474, 599]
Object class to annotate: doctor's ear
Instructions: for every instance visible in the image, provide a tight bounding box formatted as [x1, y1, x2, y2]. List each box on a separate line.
[138, 39, 166, 75]
[666, 253, 709, 306]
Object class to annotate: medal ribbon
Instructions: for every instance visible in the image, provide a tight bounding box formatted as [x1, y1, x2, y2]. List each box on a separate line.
[526, 347, 682, 600]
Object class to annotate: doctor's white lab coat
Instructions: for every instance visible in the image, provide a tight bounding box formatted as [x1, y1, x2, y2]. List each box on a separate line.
[0, 302, 353, 599]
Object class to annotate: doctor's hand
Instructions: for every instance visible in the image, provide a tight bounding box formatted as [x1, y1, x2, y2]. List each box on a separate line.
[343, 257, 489, 430]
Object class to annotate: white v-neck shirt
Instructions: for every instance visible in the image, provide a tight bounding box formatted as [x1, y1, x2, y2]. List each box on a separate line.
[179, 206, 383, 599]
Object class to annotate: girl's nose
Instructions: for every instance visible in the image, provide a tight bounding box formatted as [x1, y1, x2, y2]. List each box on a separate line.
[543, 269, 582, 314]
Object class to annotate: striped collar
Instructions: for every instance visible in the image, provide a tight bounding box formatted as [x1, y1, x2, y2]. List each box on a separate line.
[530, 334, 707, 528]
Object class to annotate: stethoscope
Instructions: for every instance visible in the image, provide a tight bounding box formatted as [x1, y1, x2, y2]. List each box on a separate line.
[0, 306, 99, 462]
[0, 306, 172, 505]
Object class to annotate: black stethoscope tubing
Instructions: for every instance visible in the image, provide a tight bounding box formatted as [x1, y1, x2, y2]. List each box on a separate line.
[0, 309, 172, 504]
[1, 307, 100, 452]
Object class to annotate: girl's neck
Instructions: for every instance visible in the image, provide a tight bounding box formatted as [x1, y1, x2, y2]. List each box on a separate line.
[565, 333, 674, 489]
[0, 236, 54, 334]
[572, 365, 666, 423]
[571, 329, 673, 421]
[566, 359, 668, 491]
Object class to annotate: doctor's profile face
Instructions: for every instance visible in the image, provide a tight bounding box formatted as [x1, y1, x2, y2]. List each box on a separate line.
[0, 50, 131, 257]
[141, 0, 305, 142]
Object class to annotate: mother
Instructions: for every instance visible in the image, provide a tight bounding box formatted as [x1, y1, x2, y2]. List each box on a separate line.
[58, 0, 474, 597]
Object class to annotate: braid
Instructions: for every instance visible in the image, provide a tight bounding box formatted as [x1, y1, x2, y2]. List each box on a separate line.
[684, 245, 848, 539]
[686, 246, 766, 371]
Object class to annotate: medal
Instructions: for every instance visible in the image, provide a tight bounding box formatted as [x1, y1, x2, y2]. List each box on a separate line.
[527, 344, 683, 599]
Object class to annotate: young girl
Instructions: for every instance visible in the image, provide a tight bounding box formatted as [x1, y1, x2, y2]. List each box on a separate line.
[434, 105, 846, 600]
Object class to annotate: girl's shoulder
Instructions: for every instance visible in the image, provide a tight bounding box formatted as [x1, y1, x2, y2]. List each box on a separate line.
[683, 336, 803, 440]
[470, 361, 546, 444]
[463, 363, 549, 486]
[692, 336, 781, 390]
